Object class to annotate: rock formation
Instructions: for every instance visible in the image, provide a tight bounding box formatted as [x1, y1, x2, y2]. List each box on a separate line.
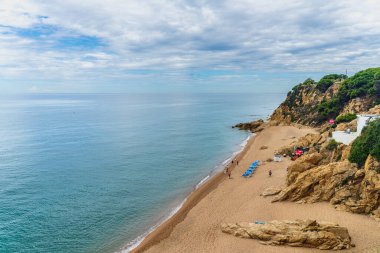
[235, 68, 380, 220]
[273, 161, 358, 203]
[273, 152, 380, 219]
[261, 187, 282, 197]
[221, 220, 354, 250]
[233, 119, 266, 133]
[286, 152, 323, 184]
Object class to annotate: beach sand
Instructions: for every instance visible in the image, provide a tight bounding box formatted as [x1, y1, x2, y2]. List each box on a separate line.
[131, 126, 380, 253]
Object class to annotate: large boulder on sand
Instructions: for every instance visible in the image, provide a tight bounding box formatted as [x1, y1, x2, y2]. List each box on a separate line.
[274, 161, 357, 203]
[287, 152, 323, 185]
[221, 220, 354, 250]
[274, 155, 380, 218]
[337, 155, 380, 215]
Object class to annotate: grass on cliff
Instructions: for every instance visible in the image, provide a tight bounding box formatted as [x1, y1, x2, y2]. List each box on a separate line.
[335, 113, 357, 124]
[349, 118, 380, 167]
[316, 74, 347, 93]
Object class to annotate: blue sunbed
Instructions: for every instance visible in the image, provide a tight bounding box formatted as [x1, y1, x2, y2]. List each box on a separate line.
[242, 160, 260, 177]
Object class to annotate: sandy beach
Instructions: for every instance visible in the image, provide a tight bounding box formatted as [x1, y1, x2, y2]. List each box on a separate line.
[132, 125, 380, 253]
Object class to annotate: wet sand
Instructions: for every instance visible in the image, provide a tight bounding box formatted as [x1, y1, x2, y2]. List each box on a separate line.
[131, 126, 380, 253]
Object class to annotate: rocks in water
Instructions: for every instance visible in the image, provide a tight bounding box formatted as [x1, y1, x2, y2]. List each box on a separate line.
[261, 187, 281, 197]
[234, 119, 266, 133]
[221, 219, 354, 250]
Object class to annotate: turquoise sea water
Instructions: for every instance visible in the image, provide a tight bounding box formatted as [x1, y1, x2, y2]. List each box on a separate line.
[0, 93, 285, 253]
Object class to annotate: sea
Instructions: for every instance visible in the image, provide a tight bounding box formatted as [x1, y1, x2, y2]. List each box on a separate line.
[0, 92, 285, 253]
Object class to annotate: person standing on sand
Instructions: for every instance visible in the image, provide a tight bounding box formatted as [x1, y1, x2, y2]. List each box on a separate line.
[269, 170, 272, 177]
[236, 160, 239, 166]
[226, 167, 231, 179]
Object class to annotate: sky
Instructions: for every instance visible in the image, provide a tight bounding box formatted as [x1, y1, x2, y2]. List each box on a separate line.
[1, 0, 380, 93]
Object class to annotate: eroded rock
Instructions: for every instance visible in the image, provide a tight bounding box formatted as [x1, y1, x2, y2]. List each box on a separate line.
[287, 152, 323, 185]
[273, 161, 357, 203]
[234, 119, 266, 133]
[221, 220, 354, 250]
[261, 187, 282, 197]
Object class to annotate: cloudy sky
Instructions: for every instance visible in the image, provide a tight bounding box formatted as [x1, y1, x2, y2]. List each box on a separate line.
[1, 0, 380, 93]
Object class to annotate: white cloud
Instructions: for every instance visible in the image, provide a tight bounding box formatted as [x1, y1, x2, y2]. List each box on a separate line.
[0, 0, 380, 87]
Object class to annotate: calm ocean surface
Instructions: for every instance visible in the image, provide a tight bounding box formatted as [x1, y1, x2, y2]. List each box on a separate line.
[0, 93, 285, 253]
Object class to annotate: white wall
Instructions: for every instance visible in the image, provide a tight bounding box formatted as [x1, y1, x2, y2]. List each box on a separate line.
[332, 131, 358, 145]
[332, 114, 379, 145]
[357, 115, 380, 134]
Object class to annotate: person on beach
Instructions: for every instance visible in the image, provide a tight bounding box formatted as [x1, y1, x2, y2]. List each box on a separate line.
[226, 167, 231, 179]
[236, 160, 239, 166]
[269, 170, 272, 177]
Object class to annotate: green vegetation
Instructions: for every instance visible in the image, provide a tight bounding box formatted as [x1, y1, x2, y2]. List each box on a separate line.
[326, 139, 339, 151]
[318, 68, 380, 122]
[285, 78, 315, 108]
[316, 74, 347, 93]
[373, 72, 380, 105]
[335, 113, 357, 124]
[349, 119, 380, 167]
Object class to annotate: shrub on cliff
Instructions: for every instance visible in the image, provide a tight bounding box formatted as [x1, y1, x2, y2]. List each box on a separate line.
[317, 68, 380, 122]
[338, 68, 380, 101]
[317, 98, 340, 122]
[285, 78, 315, 108]
[327, 139, 339, 151]
[349, 119, 380, 167]
[336, 113, 357, 124]
[316, 74, 346, 93]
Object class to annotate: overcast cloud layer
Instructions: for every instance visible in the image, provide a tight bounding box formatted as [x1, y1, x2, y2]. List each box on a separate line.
[1, 0, 380, 92]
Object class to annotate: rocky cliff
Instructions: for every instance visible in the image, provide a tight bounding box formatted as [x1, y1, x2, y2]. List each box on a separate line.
[270, 68, 380, 126]
[267, 68, 380, 220]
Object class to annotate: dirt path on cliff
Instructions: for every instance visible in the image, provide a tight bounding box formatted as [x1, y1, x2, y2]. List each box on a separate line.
[137, 126, 380, 253]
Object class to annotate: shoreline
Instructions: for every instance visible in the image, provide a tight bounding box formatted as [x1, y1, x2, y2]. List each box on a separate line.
[127, 125, 380, 253]
[126, 132, 256, 253]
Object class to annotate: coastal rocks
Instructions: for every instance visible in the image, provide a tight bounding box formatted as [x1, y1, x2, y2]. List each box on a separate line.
[269, 81, 326, 126]
[297, 133, 325, 147]
[278, 133, 324, 156]
[341, 97, 374, 114]
[333, 156, 380, 215]
[270, 106, 292, 126]
[341, 144, 352, 160]
[335, 119, 358, 132]
[368, 104, 380, 114]
[261, 187, 282, 197]
[221, 220, 354, 250]
[275, 154, 380, 218]
[233, 119, 266, 133]
[286, 152, 323, 185]
[273, 161, 358, 203]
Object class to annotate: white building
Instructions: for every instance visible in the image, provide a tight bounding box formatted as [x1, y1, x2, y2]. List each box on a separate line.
[332, 114, 380, 145]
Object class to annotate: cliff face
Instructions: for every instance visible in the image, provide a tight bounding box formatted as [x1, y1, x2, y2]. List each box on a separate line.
[270, 68, 380, 126]
[270, 81, 336, 125]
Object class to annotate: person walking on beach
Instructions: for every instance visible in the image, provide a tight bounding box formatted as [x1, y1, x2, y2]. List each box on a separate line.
[269, 170, 272, 177]
[227, 167, 231, 179]
[236, 160, 239, 166]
